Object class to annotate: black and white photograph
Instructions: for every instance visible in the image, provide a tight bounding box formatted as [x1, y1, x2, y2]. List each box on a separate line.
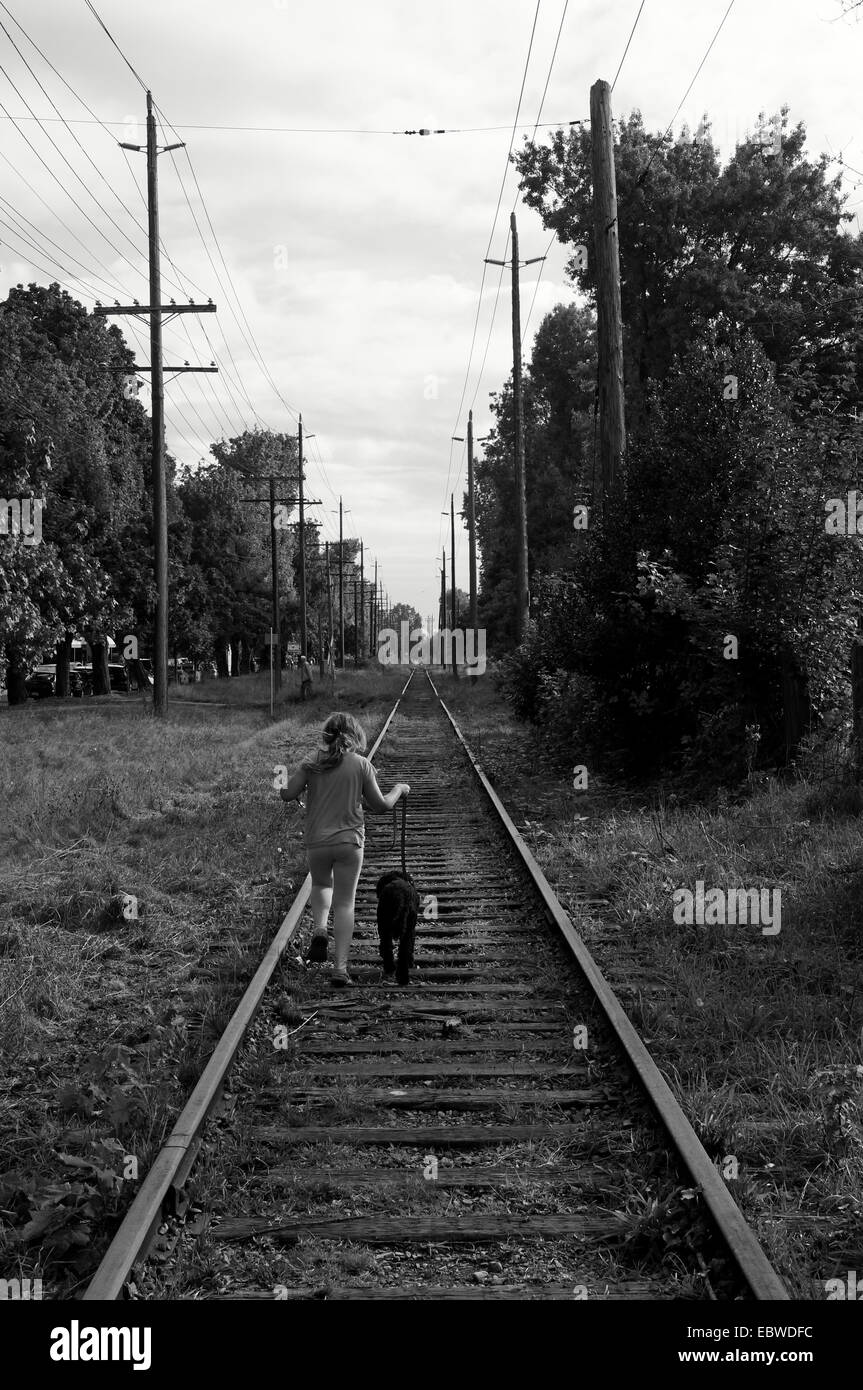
[1, 0, 862, 1367]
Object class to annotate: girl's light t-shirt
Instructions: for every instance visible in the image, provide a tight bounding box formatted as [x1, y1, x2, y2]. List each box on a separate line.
[303, 750, 377, 848]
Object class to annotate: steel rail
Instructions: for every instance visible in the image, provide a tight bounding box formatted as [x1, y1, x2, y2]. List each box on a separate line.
[428, 669, 788, 1301]
[83, 670, 415, 1300]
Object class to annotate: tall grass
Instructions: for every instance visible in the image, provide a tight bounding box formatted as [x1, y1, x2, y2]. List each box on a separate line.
[0, 667, 406, 1293]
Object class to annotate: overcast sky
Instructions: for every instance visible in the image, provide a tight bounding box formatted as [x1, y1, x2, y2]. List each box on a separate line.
[2, 0, 862, 629]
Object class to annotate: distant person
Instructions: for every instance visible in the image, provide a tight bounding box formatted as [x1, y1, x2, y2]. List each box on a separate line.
[299, 653, 313, 701]
[279, 712, 410, 987]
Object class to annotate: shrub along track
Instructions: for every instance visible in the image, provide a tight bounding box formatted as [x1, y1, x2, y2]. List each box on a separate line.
[85, 670, 787, 1301]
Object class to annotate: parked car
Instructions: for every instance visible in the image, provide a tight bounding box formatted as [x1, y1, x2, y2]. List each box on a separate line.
[25, 664, 85, 698]
[25, 665, 57, 699]
[74, 663, 130, 694]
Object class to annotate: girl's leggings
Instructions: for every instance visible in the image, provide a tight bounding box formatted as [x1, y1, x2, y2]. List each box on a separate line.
[306, 843, 364, 973]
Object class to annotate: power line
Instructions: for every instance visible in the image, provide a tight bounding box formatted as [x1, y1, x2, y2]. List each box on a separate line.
[117, 142, 215, 307]
[0, 113, 582, 136]
[0, 189, 119, 300]
[439, 0, 544, 557]
[611, 1, 647, 93]
[1, 0, 208, 314]
[0, 8, 200, 303]
[0, 8, 153, 274]
[160, 116, 301, 424]
[629, 0, 736, 198]
[0, 92, 142, 297]
[82, 0, 147, 91]
[0, 223, 100, 300]
[447, 0, 571, 531]
[0, 234, 211, 463]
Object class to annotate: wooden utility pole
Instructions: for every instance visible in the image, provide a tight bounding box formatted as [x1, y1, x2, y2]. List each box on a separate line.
[146, 93, 169, 716]
[467, 410, 478, 638]
[450, 494, 458, 678]
[440, 551, 446, 668]
[359, 541, 365, 663]
[485, 214, 543, 646]
[298, 416, 307, 658]
[510, 213, 529, 645]
[353, 580, 359, 667]
[326, 541, 333, 673]
[372, 561, 378, 657]
[590, 78, 626, 510]
[338, 498, 345, 669]
[97, 91, 217, 716]
[269, 474, 281, 689]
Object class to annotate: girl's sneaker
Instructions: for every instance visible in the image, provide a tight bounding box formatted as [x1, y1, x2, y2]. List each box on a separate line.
[306, 933, 328, 963]
[330, 970, 353, 989]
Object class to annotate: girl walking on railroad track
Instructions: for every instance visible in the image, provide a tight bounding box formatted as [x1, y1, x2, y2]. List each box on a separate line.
[280, 711, 410, 987]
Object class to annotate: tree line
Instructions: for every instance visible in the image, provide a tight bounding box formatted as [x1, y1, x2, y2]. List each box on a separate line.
[472, 109, 863, 782]
[0, 283, 374, 705]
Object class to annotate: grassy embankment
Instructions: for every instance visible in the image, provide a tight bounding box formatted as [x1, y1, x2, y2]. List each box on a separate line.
[440, 669, 863, 1300]
[0, 665, 404, 1296]
[2, 661, 859, 1298]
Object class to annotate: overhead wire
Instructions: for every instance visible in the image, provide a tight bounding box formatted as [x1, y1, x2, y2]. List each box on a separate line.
[447, 0, 571, 563]
[438, 0, 544, 560]
[80, 0, 384, 573]
[82, 0, 148, 91]
[76, 1, 274, 443]
[0, 100, 143, 300]
[159, 112, 301, 425]
[610, 1, 646, 93]
[0, 113, 581, 137]
[0, 62, 155, 292]
[0, 7, 156, 273]
[625, 0, 736, 202]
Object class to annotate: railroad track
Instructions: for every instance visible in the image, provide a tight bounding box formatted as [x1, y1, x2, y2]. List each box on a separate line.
[84, 669, 787, 1301]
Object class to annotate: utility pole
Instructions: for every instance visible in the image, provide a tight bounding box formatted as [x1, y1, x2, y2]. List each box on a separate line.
[338, 498, 345, 669]
[450, 494, 458, 678]
[440, 551, 446, 668]
[269, 474, 281, 690]
[146, 93, 168, 716]
[359, 541, 365, 664]
[372, 561, 378, 658]
[234, 469, 317, 691]
[485, 213, 544, 647]
[353, 580, 359, 667]
[590, 78, 626, 510]
[452, 412, 477, 641]
[467, 410, 478, 638]
[298, 416, 307, 658]
[326, 541, 334, 672]
[97, 91, 217, 716]
[510, 211, 528, 647]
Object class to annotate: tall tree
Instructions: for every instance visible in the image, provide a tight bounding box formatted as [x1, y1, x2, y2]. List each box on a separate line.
[475, 302, 596, 647]
[0, 283, 152, 702]
[514, 112, 863, 429]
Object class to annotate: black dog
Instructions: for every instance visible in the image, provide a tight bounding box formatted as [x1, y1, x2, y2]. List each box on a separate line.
[375, 870, 420, 985]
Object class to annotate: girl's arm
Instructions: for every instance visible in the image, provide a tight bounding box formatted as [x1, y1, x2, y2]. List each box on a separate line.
[362, 763, 409, 813]
[279, 767, 308, 802]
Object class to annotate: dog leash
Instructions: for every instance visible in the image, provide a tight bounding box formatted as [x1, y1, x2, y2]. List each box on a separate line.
[390, 797, 407, 876]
